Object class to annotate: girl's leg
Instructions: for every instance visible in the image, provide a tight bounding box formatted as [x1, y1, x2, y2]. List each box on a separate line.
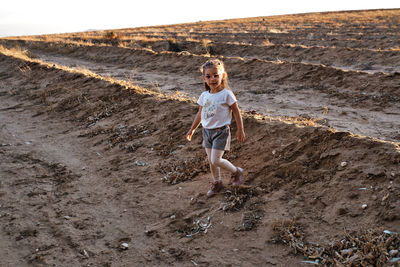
[210, 149, 237, 173]
[211, 148, 244, 186]
[205, 148, 221, 182]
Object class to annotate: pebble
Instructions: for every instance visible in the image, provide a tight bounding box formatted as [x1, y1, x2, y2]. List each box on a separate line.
[340, 161, 347, 167]
[120, 243, 129, 250]
[382, 193, 390, 201]
[361, 204, 368, 209]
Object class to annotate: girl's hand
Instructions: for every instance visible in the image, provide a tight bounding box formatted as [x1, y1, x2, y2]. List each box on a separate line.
[236, 129, 245, 144]
[186, 129, 195, 141]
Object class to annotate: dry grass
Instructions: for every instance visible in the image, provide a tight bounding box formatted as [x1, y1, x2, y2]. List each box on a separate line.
[0, 44, 36, 60]
[272, 218, 400, 266]
[0, 44, 196, 109]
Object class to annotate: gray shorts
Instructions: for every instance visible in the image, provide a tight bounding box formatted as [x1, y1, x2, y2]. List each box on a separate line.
[202, 125, 231, 151]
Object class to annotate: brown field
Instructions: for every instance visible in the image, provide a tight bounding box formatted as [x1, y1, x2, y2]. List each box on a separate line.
[0, 9, 399, 266]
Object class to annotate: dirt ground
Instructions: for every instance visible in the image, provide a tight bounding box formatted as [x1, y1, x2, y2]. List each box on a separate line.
[0, 9, 399, 266]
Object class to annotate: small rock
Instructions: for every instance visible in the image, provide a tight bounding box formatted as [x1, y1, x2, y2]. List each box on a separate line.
[361, 204, 368, 209]
[340, 161, 347, 167]
[382, 193, 390, 201]
[120, 243, 129, 250]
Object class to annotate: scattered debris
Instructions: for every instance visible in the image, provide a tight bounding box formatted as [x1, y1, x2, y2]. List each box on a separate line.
[222, 186, 258, 211]
[184, 216, 212, 238]
[237, 210, 264, 231]
[384, 230, 398, 235]
[134, 160, 147, 166]
[272, 220, 400, 266]
[158, 155, 208, 184]
[390, 258, 400, 263]
[173, 212, 213, 238]
[301, 259, 319, 265]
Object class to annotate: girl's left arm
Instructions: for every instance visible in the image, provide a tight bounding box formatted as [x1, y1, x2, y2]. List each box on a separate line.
[230, 102, 245, 143]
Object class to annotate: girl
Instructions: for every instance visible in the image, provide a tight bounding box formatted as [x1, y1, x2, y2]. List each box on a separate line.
[186, 59, 245, 198]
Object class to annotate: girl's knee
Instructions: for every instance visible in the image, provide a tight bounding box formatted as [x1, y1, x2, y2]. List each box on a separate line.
[210, 158, 221, 166]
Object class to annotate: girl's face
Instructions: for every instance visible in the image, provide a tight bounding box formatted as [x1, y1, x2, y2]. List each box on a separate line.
[202, 67, 226, 91]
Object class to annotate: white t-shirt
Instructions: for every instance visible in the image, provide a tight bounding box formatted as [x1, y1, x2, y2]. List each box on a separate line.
[197, 89, 237, 129]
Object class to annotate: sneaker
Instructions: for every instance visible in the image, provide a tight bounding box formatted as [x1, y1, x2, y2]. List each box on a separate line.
[231, 167, 244, 187]
[206, 180, 223, 198]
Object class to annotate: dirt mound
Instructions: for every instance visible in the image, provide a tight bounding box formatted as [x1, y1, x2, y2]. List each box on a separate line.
[1, 36, 400, 142]
[1, 41, 399, 266]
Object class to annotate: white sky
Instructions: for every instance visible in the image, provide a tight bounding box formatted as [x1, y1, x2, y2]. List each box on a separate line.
[0, 0, 399, 37]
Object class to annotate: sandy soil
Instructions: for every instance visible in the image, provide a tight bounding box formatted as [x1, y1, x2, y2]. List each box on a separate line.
[0, 9, 399, 267]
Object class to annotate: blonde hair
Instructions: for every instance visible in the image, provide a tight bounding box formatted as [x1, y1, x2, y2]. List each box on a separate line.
[200, 59, 229, 91]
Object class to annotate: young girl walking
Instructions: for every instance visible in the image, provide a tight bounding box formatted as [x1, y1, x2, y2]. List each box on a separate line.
[186, 59, 245, 198]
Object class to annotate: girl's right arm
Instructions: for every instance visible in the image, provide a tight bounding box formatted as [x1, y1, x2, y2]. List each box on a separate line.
[186, 106, 202, 141]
